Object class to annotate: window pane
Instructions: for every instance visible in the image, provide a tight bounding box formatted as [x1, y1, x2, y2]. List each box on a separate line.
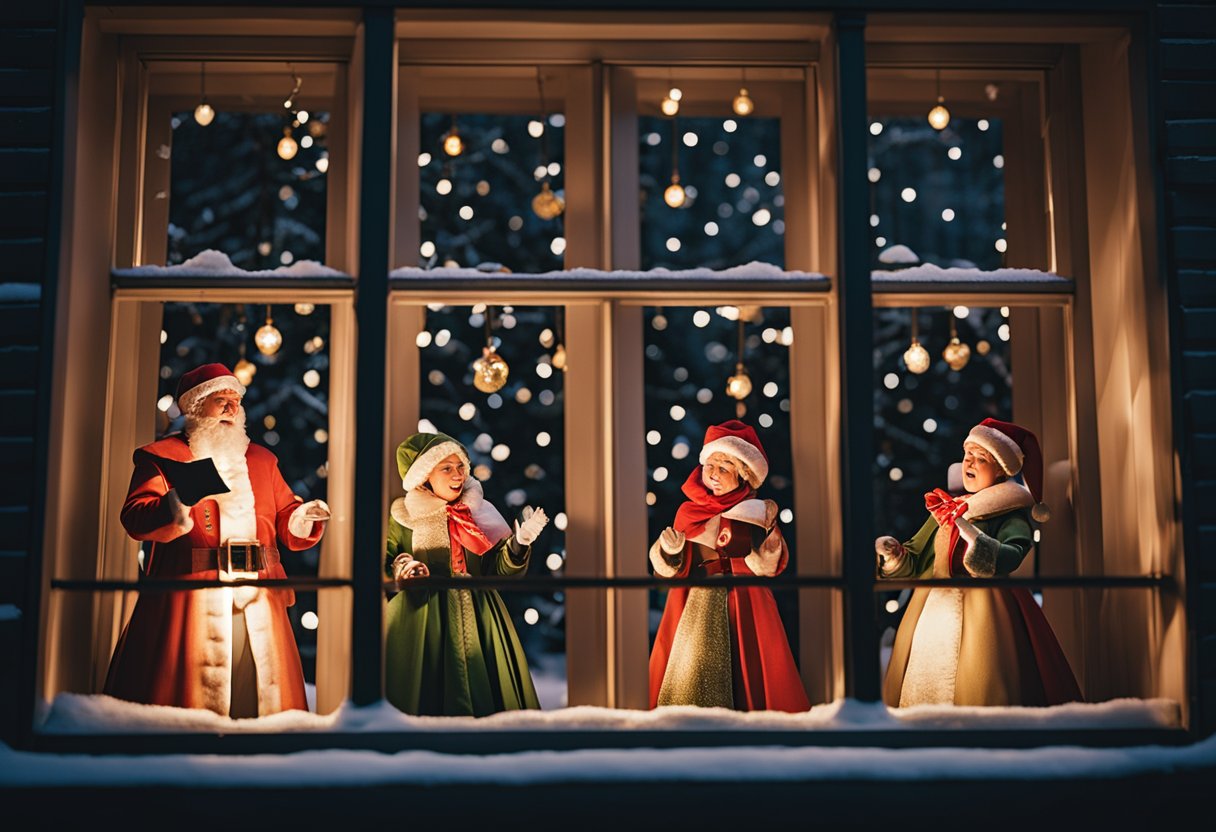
[639, 116, 784, 269]
[867, 117, 1004, 269]
[410, 304, 567, 710]
[419, 113, 565, 271]
[168, 111, 331, 268]
[644, 305, 803, 706]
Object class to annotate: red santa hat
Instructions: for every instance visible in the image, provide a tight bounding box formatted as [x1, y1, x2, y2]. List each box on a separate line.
[965, 417, 1051, 522]
[176, 362, 246, 414]
[698, 419, 769, 488]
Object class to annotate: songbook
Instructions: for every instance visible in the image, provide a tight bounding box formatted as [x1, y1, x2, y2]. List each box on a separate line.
[158, 457, 230, 506]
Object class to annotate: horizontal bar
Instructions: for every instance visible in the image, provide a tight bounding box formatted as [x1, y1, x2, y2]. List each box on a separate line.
[389, 273, 832, 295]
[112, 274, 356, 292]
[51, 574, 1172, 593]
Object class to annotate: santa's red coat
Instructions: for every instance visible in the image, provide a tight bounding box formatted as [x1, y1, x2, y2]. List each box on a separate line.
[103, 435, 323, 715]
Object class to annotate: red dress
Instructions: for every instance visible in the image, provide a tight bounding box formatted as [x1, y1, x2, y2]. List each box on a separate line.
[103, 435, 323, 716]
[649, 476, 810, 712]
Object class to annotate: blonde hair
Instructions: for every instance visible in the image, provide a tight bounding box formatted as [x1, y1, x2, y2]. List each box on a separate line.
[705, 451, 761, 489]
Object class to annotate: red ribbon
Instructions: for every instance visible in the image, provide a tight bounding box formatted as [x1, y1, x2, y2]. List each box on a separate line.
[924, 488, 970, 574]
[674, 467, 753, 541]
[445, 502, 495, 575]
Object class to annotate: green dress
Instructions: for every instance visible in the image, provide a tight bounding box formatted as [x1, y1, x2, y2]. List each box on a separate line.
[384, 478, 541, 716]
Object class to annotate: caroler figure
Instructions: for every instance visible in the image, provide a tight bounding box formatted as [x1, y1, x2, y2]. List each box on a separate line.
[384, 431, 547, 716]
[877, 418, 1082, 707]
[649, 420, 810, 712]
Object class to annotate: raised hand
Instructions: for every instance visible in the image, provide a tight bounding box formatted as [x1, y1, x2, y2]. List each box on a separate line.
[514, 506, 549, 547]
[659, 526, 686, 555]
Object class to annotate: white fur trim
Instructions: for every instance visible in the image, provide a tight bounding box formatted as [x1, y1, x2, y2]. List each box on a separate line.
[392, 478, 511, 544]
[649, 539, 683, 577]
[198, 586, 233, 716]
[699, 437, 768, 487]
[722, 498, 774, 529]
[179, 375, 245, 414]
[686, 515, 721, 548]
[962, 532, 1000, 578]
[962, 480, 1035, 520]
[965, 425, 1023, 476]
[744, 527, 785, 577]
[241, 595, 280, 716]
[401, 440, 472, 493]
[899, 588, 964, 706]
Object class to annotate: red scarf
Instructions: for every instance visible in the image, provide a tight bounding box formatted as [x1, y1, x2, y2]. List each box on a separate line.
[674, 467, 754, 540]
[924, 489, 970, 574]
[445, 502, 495, 575]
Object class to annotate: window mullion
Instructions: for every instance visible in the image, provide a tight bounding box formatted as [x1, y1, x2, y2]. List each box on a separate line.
[834, 12, 881, 702]
[350, 7, 395, 707]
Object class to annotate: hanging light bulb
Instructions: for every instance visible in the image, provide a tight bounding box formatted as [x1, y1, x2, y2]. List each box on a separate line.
[472, 307, 509, 392]
[532, 181, 564, 219]
[193, 62, 215, 126]
[233, 357, 257, 386]
[442, 115, 464, 157]
[255, 305, 283, 356]
[725, 363, 753, 400]
[903, 309, 930, 373]
[551, 342, 568, 371]
[927, 68, 951, 130]
[664, 174, 687, 208]
[942, 317, 971, 370]
[732, 87, 754, 117]
[294, 302, 315, 316]
[277, 127, 298, 160]
[661, 86, 681, 117]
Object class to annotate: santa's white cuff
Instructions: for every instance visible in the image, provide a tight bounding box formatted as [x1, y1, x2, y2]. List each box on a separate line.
[288, 504, 316, 538]
[649, 539, 683, 578]
[962, 532, 999, 578]
[165, 489, 194, 539]
[744, 527, 785, 577]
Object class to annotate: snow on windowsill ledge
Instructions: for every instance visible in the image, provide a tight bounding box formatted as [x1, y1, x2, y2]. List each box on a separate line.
[112, 250, 350, 281]
[390, 261, 829, 288]
[36, 693, 1181, 736]
[872, 263, 1074, 292]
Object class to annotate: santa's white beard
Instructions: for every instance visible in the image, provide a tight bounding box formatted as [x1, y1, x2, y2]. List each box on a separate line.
[186, 409, 258, 546]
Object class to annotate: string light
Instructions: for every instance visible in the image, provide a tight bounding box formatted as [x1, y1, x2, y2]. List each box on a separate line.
[277, 64, 303, 159]
[531, 69, 565, 220]
[660, 86, 681, 117]
[664, 116, 687, 209]
[725, 319, 752, 416]
[442, 115, 464, 157]
[731, 68, 754, 116]
[903, 308, 930, 374]
[193, 62, 215, 126]
[254, 305, 283, 356]
[927, 68, 951, 130]
[472, 306, 509, 393]
[550, 306, 568, 371]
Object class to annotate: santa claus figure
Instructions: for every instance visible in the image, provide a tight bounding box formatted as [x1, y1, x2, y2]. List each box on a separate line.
[649, 420, 810, 712]
[103, 363, 329, 717]
[878, 418, 1082, 707]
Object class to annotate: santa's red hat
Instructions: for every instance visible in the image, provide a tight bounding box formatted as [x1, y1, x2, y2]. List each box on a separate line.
[698, 420, 769, 488]
[176, 363, 246, 414]
[965, 417, 1051, 522]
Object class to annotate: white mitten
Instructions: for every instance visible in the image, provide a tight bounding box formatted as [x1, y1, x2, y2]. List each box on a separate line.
[289, 499, 330, 538]
[514, 506, 549, 547]
[659, 526, 686, 556]
[391, 553, 430, 581]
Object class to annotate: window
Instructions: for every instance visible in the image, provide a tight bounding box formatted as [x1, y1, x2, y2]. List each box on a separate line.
[27, 7, 1187, 746]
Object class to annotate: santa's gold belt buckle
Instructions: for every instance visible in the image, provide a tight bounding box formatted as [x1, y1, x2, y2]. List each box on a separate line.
[222, 539, 263, 574]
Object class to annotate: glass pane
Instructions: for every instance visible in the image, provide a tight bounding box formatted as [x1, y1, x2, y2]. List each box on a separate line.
[158, 302, 331, 684]
[408, 303, 567, 710]
[418, 113, 566, 271]
[169, 111, 331, 268]
[644, 304, 805, 709]
[639, 116, 784, 269]
[867, 117, 1004, 269]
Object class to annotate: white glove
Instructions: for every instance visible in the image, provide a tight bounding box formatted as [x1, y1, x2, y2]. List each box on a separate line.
[288, 499, 330, 537]
[954, 517, 979, 545]
[513, 506, 549, 547]
[391, 553, 429, 582]
[659, 526, 686, 556]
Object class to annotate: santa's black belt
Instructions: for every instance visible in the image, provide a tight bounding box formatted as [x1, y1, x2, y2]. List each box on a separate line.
[190, 541, 278, 573]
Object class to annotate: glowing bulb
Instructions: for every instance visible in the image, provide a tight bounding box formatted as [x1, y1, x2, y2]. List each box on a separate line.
[943, 337, 972, 370]
[725, 364, 753, 400]
[532, 181, 565, 219]
[731, 87, 754, 116]
[294, 303, 315, 316]
[660, 94, 680, 116]
[255, 321, 283, 356]
[664, 178, 687, 208]
[233, 358, 257, 386]
[442, 129, 464, 157]
[277, 129, 298, 160]
[903, 340, 930, 374]
[193, 101, 215, 126]
[927, 99, 951, 130]
[472, 346, 510, 393]
[551, 343, 568, 371]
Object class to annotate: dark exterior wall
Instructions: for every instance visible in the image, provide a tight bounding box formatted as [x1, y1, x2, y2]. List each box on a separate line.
[0, 2, 63, 743]
[1159, 2, 1216, 736]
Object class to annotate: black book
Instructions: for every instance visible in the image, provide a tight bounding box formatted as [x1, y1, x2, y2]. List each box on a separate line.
[158, 457, 230, 506]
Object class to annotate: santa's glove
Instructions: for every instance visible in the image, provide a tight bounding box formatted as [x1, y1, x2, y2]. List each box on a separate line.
[513, 506, 549, 548]
[659, 526, 686, 556]
[391, 553, 430, 582]
[289, 499, 331, 538]
[875, 535, 906, 575]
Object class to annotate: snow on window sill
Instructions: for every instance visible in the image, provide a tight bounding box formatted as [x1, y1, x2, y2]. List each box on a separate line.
[112, 250, 353, 287]
[872, 263, 1074, 293]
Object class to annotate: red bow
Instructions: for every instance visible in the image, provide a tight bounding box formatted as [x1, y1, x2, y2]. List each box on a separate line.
[445, 502, 495, 575]
[924, 488, 970, 575]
